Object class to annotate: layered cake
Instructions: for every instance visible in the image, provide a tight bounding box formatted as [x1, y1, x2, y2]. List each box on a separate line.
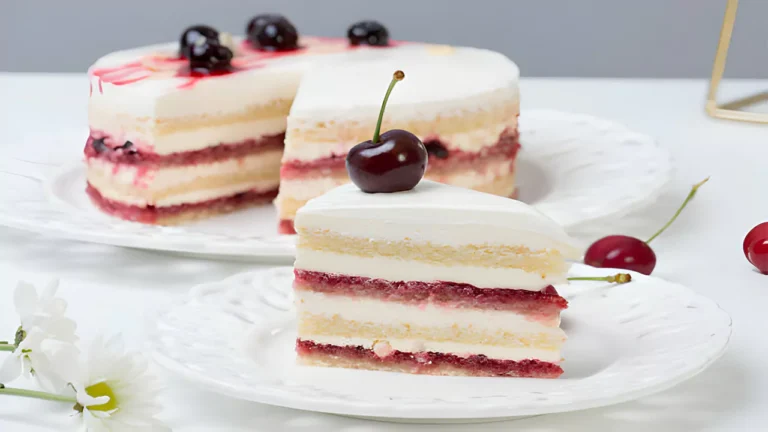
[276, 46, 520, 233]
[293, 181, 579, 377]
[84, 15, 521, 228]
[293, 78, 578, 377]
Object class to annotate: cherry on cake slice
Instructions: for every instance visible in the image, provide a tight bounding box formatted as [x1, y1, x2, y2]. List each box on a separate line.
[275, 45, 521, 233]
[293, 179, 580, 378]
[293, 74, 578, 377]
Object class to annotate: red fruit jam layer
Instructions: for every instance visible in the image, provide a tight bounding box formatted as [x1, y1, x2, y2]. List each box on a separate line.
[296, 340, 563, 378]
[294, 270, 567, 317]
[280, 130, 520, 180]
[279, 219, 297, 235]
[84, 133, 284, 167]
[86, 183, 278, 224]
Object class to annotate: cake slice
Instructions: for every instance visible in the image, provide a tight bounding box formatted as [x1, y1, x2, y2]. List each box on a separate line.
[293, 180, 580, 378]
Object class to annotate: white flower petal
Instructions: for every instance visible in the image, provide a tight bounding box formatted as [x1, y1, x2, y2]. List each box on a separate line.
[41, 279, 60, 300]
[0, 354, 22, 383]
[14, 281, 38, 322]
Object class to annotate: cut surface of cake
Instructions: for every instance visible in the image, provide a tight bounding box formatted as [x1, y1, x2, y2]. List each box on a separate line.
[84, 17, 522, 228]
[276, 46, 520, 233]
[293, 180, 580, 378]
[85, 36, 367, 224]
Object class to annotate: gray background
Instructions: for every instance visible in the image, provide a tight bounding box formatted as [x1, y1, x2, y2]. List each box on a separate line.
[1, 0, 766, 78]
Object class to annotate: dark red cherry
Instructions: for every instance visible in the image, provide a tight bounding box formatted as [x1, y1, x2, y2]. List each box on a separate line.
[744, 222, 768, 273]
[91, 137, 108, 153]
[584, 235, 657, 275]
[345, 70, 426, 193]
[347, 21, 389, 46]
[424, 140, 450, 159]
[748, 238, 768, 274]
[179, 25, 219, 58]
[347, 129, 427, 193]
[189, 40, 233, 73]
[247, 14, 299, 51]
[744, 222, 768, 257]
[583, 178, 709, 276]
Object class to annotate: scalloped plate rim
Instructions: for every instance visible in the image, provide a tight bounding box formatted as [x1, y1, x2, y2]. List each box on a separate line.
[0, 109, 673, 260]
[147, 264, 731, 421]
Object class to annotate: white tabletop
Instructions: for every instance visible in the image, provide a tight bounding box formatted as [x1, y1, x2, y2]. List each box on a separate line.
[0, 73, 766, 431]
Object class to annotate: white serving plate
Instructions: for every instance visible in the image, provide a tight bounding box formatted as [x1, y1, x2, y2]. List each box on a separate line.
[0, 110, 672, 260]
[147, 264, 731, 423]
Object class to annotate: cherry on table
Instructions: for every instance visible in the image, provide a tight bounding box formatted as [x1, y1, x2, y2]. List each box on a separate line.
[347, 21, 390, 46]
[179, 25, 219, 58]
[346, 71, 427, 193]
[247, 14, 299, 51]
[584, 178, 709, 276]
[744, 222, 768, 273]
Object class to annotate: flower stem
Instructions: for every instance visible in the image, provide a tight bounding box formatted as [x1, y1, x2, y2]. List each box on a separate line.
[372, 70, 405, 143]
[646, 177, 709, 244]
[0, 344, 15, 352]
[0, 386, 76, 403]
[568, 273, 632, 284]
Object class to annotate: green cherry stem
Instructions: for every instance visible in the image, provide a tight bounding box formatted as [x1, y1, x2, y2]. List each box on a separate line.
[0, 344, 15, 352]
[568, 273, 632, 284]
[646, 177, 710, 244]
[372, 70, 405, 144]
[0, 385, 77, 404]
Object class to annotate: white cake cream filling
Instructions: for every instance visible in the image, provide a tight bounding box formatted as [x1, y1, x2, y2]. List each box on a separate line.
[88, 115, 287, 155]
[86, 149, 281, 207]
[295, 250, 565, 290]
[282, 118, 517, 163]
[296, 291, 563, 331]
[295, 181, 581, 255]
[302, 335, 562, 363]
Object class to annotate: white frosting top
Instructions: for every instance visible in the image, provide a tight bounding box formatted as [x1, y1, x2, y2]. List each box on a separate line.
[295, 180, 580, 256]
[289, 45, 519, 123]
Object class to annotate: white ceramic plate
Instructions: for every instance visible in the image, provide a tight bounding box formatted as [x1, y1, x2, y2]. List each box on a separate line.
[147, 264, 731, 423]
[0, 110, 671, 260]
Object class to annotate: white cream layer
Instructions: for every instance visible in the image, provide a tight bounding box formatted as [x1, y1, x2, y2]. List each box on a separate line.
[278, 177, 346, 201]
[88, 115, 287, 155]
[278, 159, 514, 203]
[296, 291, 564, 331]
[87, 150, 281, 207]
[302, 335, 561, 363]
[283, 119, 516, 162]
[88, 41, 304, 120]
[91, 178, 278, 208]
[295, 180, 581, 257]
[294, 250, 566, 290]
[289, 45, 519, 125]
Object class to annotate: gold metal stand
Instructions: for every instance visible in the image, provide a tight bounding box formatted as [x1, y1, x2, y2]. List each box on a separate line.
[706, 0, 768, 123]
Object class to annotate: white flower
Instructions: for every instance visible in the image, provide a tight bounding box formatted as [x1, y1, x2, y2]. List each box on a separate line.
[0, 281, 78, 391]
[14, 280, 77, 341]
[0, 328, 75, 392]
[58, 336, 169, 432]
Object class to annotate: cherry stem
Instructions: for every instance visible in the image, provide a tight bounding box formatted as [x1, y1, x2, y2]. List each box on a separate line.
[0, 344, 14, 352]
[568, 273, 632, 284]
[646, 177, 710, 244]
[372, 70, 405, 144]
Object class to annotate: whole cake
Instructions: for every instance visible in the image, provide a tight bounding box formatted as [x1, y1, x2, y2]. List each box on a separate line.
[293, 74, 578, 378]
[84, 15, 521, 229]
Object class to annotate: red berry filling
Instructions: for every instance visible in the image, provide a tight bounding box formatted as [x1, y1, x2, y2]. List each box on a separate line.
[84, 132, 284, 167]
[296, 339, 563, 378]
[294, 270, 567, 318]
[86, 183, 277, 224]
